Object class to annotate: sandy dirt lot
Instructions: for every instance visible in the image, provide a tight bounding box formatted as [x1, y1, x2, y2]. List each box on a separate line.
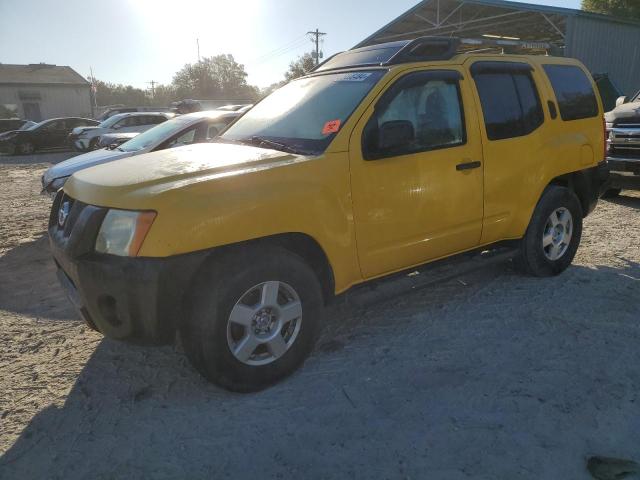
[0, 152, 639, 479]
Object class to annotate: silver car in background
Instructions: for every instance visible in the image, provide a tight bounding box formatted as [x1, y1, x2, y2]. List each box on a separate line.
[42, 110, 241, 194]
[68, 112, 175, 152]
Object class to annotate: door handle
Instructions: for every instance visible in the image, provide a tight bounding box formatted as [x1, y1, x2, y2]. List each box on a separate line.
[456, 160, 482, 171]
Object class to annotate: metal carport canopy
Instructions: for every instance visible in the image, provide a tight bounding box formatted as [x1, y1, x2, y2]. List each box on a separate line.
[354, 0, 622, 51]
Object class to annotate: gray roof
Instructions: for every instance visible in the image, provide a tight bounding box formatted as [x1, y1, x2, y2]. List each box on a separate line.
[0, 64, 89, 86]
[355, 0, 640, 48]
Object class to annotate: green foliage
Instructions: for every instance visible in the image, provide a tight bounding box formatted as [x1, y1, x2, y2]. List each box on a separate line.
[92, 80, 152, 108]
[0, 104, 18, 119]
[284, 53, 316, 82]
[92, 53, 260, 108]
[172, 54, 260, 101]
[581, 0, 640, 19]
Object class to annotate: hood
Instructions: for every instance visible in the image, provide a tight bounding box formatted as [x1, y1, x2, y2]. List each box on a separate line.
[0, 129, 24, 139]
[101, 132, 139, 140]
[43, 148, 133, 185]
[64, 142, 307, 207]
[72, 126, 101, 135]
[606, 101, 640, 122]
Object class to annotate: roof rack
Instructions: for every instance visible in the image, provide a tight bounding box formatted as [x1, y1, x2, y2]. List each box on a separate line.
[313, 36, 552, 73]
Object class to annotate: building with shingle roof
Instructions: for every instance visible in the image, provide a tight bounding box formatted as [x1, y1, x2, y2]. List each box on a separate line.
[0, 63, 92, 121]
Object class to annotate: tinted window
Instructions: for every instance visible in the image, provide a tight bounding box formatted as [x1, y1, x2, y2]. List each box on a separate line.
[472, 64, 544, 141]
[543, 65, 598, 121]
[145, 115, 165, 125]
[363, 71, 466, 159]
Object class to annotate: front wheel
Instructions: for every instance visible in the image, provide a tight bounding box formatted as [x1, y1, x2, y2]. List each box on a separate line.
[515, 186, 583, 277]
[18, 142, 35, 155]
[180, 246, 324, 392]
[88, 137, 100, 150]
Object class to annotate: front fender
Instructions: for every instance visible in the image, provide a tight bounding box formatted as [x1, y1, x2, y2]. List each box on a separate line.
[138, 152, 361, 293]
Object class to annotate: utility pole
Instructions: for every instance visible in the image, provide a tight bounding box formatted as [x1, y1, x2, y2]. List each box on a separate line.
[307, 28, 327, 66]
[89, 66, 97, 118]
[197, 38, 201, 62]
[147, 80, 156, 100]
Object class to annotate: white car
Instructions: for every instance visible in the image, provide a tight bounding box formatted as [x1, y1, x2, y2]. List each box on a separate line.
[42, 110, 240, 194]
[68, 112, 174, 151]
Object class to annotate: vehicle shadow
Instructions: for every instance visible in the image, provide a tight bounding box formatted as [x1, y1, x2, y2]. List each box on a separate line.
[1, 259, 639, 479]
[0, 150, 79, 166]
[605, 192, 640, 209]
[0, 235, 76, 321]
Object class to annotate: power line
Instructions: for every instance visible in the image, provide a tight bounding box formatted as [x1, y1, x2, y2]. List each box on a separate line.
[252, 35, 309, 64]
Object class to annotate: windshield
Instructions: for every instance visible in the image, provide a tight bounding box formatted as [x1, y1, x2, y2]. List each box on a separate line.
[20, 121, 37, 131]
[220, 70, 386, 155]
[117, 116, 193, 152]
[24, 120, 47, 131]
[99, 114, 126, 129]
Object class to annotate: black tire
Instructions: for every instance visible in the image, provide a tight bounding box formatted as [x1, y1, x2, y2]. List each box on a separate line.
[88, 137, 100, 151]
[515, 186, 583, 277]
[17, 142, 35, 155]
[180, 246, 324, 392]
[602, 188, 621, 199]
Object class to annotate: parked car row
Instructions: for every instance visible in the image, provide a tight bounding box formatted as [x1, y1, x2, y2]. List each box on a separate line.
[0, 117, 99, 154]
[68, 112, 175, 152]
[42, 110, 242, 193]
[1, 103, 252, 155]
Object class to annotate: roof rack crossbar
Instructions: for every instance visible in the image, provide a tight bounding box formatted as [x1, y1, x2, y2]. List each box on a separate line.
[313, 36, 553, 73]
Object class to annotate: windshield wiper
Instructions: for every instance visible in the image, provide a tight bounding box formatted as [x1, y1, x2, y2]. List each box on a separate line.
[245, 136, 303, 155]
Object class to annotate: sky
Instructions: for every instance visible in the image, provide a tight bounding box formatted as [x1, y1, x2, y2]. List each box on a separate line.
[0, 0, 582, 90]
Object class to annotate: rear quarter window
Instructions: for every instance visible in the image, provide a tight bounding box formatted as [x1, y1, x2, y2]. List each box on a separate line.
[543, 65, 599, 121]
[471, 62, 544, 141]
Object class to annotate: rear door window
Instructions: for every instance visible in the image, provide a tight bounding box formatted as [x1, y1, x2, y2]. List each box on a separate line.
[543, 65, 599, 121]
[471, 62, 544, 141]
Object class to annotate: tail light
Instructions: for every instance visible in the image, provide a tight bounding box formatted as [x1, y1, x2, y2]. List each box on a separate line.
[602, 116, 607, 160]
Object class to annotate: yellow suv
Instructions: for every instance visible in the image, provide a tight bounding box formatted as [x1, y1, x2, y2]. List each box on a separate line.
[49, 38, 606, 391]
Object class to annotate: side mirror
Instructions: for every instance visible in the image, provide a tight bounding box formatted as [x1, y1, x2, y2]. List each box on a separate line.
[378, 120, 415, 152]
[616, 96, 628, 108]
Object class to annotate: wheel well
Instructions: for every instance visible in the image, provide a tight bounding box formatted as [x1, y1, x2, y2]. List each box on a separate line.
[265, 233, 336, 303]
[198, 233, 336, 304]
[548, 173, 591, 217]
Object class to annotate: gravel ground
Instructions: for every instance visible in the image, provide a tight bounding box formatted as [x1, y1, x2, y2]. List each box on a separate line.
[0, 152, 639, 479]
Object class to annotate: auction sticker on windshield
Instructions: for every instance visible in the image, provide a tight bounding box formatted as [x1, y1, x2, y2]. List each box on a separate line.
[322, 119, 341, 135]
[334, 72, 373, 82]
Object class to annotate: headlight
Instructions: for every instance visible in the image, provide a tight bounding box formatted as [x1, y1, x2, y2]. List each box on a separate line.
[95, 209, 156, 256]
[48, 176, 69, 192]
[605, 122, 613, 129]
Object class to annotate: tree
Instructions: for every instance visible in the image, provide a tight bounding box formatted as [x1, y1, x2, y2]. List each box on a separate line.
[581, 0, 640, 20]
[284, 53, 316, 82]
[92, 80, 151, 107]
[172, 54, 259, 101]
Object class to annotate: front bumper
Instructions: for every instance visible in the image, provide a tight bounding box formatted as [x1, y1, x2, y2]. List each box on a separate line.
[608, 127, 640, 150]
[68, 134, 90, 151]
[48, 191, 206, 345]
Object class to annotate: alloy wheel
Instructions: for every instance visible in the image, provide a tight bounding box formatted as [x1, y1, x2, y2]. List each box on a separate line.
[226, 281, 303, 366]
[542, 207, 573, 261]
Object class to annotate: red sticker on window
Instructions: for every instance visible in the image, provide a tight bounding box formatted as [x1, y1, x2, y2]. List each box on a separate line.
[322, 119, 341, 135]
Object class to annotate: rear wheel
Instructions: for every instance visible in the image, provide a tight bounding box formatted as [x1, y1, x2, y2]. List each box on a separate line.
[180, 246, 324, 392]
[515, 186, 583, 277]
